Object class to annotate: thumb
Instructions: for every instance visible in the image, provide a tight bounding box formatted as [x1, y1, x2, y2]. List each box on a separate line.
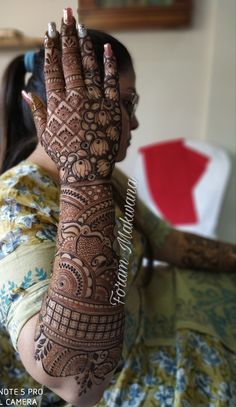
[22, 91, 47, 141]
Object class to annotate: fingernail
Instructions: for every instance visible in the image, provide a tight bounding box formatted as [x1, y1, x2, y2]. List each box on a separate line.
[104, 43, 112, 57]
[63, 7, 73, 25]
[48, 22, 57, 38]
[78, 23, 87, 38]
[21, 90, 33, 104]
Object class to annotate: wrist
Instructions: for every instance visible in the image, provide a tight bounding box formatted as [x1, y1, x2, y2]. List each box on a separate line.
[58, 158, 115, 185]
[59, 177, 112, 189]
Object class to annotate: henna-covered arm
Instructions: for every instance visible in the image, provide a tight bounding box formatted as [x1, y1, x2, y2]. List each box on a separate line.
[22, 11, 124, 406]
[153, 229, 236, 272]
[33, 181, 123, 399]
[137, 198, 236, 273]
[112, 168, 236, 273]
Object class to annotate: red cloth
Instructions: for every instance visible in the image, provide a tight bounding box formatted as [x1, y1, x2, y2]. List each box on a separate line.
[139, 139, 210, 225]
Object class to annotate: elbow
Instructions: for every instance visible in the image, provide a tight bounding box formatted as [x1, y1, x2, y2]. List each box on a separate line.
[22, 361, 106, 407]
[17, 316, 111, 406]
[43, 374, 109, 407]
[49, 383, 105, 407]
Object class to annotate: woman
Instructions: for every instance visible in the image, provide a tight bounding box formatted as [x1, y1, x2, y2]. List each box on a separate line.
[0, 7, 236, 407]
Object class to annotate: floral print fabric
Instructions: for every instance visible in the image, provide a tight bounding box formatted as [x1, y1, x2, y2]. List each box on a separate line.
[0, 161, 59, 260]
[1, 328, 236, 406]
[99, 331, 236, 407]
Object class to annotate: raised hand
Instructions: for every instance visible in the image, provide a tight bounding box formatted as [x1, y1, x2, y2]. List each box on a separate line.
[25, 15, 121, 185]
[22, 10, 125, 402]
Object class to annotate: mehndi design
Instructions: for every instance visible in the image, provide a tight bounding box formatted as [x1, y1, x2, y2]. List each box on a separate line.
[32, 19, 121, 185]
[29, 14, 124, 397]
[156, 230, 236, 273]
[179, 233, 236, 272]
[35, 183, 124, 395]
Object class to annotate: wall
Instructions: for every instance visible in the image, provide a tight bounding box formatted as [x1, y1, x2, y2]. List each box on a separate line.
[0, 0, 78, 77]
[0, 0, 235, 242]
[116, 0, 235, 243]
[1, 0, 78, 35]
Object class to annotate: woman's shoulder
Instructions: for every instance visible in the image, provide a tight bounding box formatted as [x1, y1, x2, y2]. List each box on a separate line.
[0, 160, 57, 190]
[0, 160, 59, 260]
[0, 160, 59, 206]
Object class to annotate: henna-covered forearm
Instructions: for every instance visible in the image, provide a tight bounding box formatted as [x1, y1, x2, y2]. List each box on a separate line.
[111, 169, 236, 273]
[155, 229, 236, 272]
[24, 9, 125, 400]
[35, 181, 124, 395]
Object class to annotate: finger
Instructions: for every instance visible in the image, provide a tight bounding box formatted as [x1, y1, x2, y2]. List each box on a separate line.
[61, 8, 85, 93]
[104, 44, 119, 102]
[78, 24, 102, 99]
[22, 91, 47, 141]
[44, 22, 65, 99]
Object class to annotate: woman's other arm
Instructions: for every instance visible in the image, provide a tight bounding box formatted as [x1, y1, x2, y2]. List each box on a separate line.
[154, 229, 236, 273]
[134, 192, 236, 273]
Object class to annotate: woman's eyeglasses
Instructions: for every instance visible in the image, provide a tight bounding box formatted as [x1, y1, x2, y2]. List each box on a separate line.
[120, 91, 139, 119]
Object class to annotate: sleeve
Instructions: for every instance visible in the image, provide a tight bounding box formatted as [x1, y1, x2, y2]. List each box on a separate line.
[0, 163, 59, 350]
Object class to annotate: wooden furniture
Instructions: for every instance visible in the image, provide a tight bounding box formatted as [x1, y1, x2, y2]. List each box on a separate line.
[78, 0, 193, 31]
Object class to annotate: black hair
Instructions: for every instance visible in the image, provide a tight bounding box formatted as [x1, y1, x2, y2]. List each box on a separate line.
[0, 29, 133, 174]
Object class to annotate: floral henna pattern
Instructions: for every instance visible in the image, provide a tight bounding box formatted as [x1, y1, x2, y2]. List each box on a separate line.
[41, 84, 121, 184]
[34, 22, 121, 185]
[79, 33, 102, 99]
[35, 183, 124, 395]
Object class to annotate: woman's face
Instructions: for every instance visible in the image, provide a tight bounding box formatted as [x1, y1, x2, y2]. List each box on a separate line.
[116, 69, 139, 162]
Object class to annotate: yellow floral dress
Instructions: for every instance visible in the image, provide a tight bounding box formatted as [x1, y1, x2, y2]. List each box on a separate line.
[0, 161, 235, 407]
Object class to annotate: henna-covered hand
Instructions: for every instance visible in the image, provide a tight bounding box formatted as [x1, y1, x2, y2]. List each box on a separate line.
[28, 17, 121, 184]
[23, 11, 124, 401]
